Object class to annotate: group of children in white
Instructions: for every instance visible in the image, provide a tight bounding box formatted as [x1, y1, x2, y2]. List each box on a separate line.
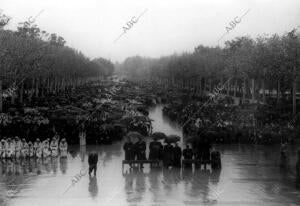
[0, 135, 68, 159]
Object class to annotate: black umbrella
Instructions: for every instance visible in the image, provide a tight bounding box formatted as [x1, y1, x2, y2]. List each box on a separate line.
[164, 134, 181, 143]
[150, 132, 167, 140]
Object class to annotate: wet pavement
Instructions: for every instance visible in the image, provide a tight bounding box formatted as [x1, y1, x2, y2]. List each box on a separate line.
[1, 105, 300, 206]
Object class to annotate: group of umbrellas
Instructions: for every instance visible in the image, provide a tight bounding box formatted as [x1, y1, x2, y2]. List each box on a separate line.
[126, 131, 181, 144]
[126, 130, 216, 144]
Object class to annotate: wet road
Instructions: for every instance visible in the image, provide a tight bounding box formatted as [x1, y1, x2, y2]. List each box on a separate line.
[1, 105, 300, 206]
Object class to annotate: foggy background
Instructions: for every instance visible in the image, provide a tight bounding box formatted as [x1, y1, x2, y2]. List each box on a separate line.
[1, 0, 300, 62]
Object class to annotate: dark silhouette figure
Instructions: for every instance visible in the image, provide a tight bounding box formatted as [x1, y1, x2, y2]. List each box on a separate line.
[163, 142, 174, 168]
[123, 137, 134, 167]
[149, 138, 162, 167]
[173, 143, 182, 168]
[134, 137, 146, 168]
[183, 145, 193, 168]
[211, 151, 221, 170]
[88, 152, 98, 176]
[202, 137, 212, 169]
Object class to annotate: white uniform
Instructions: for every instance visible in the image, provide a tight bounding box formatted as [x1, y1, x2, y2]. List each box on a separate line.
[34, 141, 42, 158]
[43, 141, 50, 157]
[28, 144, 34, 157]
[22, 142, 29, 158]
[0, 141, 6, 158]
[79, 132, 86, 146]
[50, 140, 58, 157]
[15, 140, 22, 158]
[7, 142, 15, 158]
[59, 141, 68, 157]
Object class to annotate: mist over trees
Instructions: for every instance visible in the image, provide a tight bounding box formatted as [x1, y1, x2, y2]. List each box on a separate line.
[117, 30, 300, 113]
[0, 17, 114, 111]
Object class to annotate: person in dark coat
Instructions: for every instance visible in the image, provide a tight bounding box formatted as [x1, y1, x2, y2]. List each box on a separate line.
[163, 142, 174, 168]
[123, 137, 134, 167]
[88, 152, 98, 176]
[202, 136, 212, 169]
[134, 137, 146, 168]
[149, 138, 162, 166]
[173, 142, 182, 167]
[183, 144, 193, 168]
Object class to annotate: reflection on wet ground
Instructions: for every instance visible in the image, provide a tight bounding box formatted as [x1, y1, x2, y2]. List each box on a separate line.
[1, 143, 300, 206]
[0, 105, 300, 205]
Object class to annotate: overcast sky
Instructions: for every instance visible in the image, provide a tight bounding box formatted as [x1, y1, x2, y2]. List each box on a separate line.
[1, 0, 300, 62]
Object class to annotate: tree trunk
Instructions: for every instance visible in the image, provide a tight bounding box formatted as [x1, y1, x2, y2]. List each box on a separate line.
[262, 79, 266, 103]
[0, 80, 2, 112]
[251, 79, 255, 101]
[293, 79, 297, 114]
[234, 79, 237, 97]
[199, 77, 202, 94]
[242, 77, 246, 103]
[35, 78, 39, 98]
[227, 79, 230, 96]
[20, 82, 24, 104]
[276, 80, 280, 105]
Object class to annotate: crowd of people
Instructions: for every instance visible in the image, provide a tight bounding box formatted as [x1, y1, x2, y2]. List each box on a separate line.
[0, 134, 68, 159]
[123, 136, 215, 169]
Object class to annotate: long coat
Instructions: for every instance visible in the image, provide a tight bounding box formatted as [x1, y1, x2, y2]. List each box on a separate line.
[173, 146, 182, 167]
[163, 144, 174, 167]
[149, 141, 162, 160]
[134, 141, 146, 160]
[123, 142, 134, 160]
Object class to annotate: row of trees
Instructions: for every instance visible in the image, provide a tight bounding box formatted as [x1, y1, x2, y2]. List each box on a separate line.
[0, 16, 114, 112]
[118, 30, 300, 114]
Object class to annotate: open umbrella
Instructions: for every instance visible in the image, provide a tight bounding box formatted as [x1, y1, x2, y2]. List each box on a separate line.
[127, 131, 143, 139]
[150, 132, 167, 140]
[165, 134, 181, 143]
